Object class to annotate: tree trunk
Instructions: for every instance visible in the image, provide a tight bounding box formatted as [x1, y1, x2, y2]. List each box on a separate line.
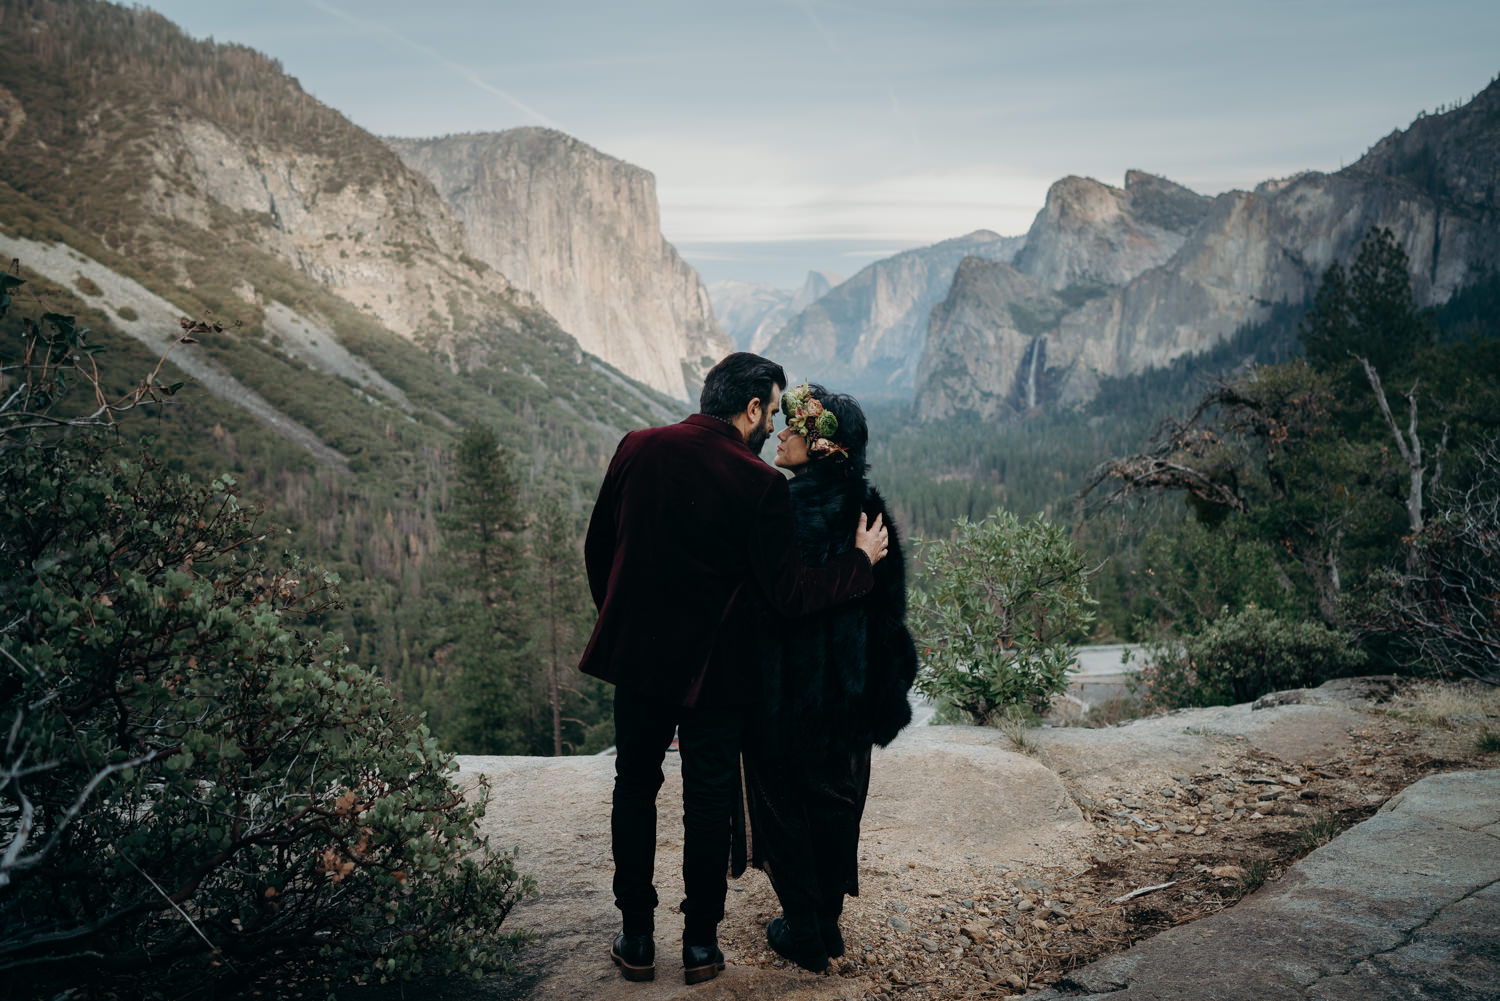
[549, 575, 562, 757]
[1305, 532, 1344, 629]
[1357, 356, 1448, 572]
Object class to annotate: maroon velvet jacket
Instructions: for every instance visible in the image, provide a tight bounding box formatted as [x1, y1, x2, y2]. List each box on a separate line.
[578, 414, 875, 708]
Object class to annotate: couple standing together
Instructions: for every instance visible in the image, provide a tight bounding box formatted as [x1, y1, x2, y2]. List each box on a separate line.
[578, 352, 919, 984]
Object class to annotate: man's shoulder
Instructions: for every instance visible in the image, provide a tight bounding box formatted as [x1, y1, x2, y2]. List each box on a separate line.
[620, 421, 780, 488]
[630, 420, 763, 458]
[615, 421, 689, 455]
[620, 421, 705, 457]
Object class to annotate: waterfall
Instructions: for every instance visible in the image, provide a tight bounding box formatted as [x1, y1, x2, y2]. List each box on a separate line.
[1026, 337, 1043, 410]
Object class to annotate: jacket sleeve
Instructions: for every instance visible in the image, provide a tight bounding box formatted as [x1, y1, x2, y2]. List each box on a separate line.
[748, 473, 875, 616]
[584, 437, 626, 611]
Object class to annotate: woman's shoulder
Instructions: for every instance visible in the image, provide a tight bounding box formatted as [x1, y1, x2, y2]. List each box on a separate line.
[861, 483, 894, 519]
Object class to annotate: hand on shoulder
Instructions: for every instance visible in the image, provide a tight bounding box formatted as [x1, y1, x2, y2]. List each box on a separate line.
[856, 512, 888, 565]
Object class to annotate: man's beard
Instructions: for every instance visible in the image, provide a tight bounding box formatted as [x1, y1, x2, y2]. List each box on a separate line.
[747, 423, 771, 453]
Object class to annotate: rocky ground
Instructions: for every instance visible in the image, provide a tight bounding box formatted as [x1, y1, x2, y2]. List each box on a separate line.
[330, 678, 1497, 1001]
[692, 679, 1497, 1001]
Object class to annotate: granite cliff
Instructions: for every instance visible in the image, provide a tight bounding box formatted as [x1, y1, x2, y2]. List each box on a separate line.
[388, 129, 731, 400]
[0, 1, 643, 382]
[1011, 170, 1212, 291]
[139, 116, 526, 344]
[762, 231, 1024, 397]
[916, 257, 1068, 421]
[709, 269, 843, 353]
[917, 79, 1500, 420]
[0, 0, 678, 463]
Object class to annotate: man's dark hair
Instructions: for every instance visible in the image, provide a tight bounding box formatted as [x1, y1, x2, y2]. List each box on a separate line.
[806, 383, 869, 475]
[699, 353, 786, 419]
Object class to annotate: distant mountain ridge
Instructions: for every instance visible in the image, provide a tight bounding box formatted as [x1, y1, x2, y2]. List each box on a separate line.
[388, 129, 730, 401]
[762, 231, 1025, 397]
[916, 78, 1500, 420]
[916, 258, 1066, 421]
[709, 269, 843, 353]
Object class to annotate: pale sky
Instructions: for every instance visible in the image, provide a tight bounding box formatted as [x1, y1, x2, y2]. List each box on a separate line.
[145, 1, 1499, 287]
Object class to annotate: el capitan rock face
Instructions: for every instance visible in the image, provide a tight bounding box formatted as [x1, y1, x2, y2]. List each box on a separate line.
[388, 129, 731, 400]
[0, 0, 682, 469]
[761, 231, 1024, 398]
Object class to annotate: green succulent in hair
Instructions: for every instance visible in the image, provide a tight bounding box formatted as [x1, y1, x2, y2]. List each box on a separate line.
[781, 384, 810, 418]
[815, 410, 839, 439]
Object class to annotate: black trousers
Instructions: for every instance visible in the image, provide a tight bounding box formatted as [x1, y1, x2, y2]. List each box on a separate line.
[611, 687, 748, 938]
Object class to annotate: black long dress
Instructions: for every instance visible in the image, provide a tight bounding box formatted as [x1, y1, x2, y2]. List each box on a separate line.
[741, 462, 918, 919]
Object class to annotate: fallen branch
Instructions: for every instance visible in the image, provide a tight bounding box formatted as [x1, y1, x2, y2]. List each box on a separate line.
[1111, 880, 1177, 905]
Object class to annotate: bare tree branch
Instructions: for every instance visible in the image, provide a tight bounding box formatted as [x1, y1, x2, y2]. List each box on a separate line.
[1389, 437, 1500, 685]
[0, 745, 176, 887]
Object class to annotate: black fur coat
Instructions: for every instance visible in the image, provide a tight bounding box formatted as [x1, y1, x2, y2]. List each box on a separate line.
[753, 464, 918, 756]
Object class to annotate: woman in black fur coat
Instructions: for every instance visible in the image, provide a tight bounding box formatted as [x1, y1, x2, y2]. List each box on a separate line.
[742, 383, 919, 973]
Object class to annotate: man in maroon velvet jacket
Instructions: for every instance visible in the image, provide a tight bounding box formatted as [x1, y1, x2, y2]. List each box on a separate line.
[580, 353, 888, 985]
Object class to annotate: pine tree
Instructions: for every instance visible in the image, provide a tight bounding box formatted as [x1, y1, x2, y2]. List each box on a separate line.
[1301, 227, 1433, 374]
[438, 423, 530, 753]
[443, 424, 526, 607]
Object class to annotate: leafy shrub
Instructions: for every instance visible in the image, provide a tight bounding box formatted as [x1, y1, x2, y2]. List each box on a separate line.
[911, 512, 1096, 723]
[1, 296, 532, 996]
[1140, 606, 1366, 709]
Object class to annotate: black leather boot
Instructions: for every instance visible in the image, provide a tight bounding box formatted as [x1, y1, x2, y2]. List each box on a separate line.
[611, 930, 655, 981]
[682, 912, 723, 984]
[681, 940, 725, 984]
[767, 914, 829, 973]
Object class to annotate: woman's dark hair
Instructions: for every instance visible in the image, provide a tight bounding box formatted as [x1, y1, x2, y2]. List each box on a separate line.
[805, 382, 868, 475]
[699, 353, 787, 419]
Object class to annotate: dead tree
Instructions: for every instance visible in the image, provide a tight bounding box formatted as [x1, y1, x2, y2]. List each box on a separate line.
[1354, 355, 1449, 543]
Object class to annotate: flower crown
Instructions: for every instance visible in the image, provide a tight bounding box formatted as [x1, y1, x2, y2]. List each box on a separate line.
[780, 383, 850, 460]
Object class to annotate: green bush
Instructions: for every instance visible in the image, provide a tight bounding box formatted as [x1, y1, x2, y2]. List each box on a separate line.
[911, 512, 1096, 723]
[1141, 606, 1366, 709]
[1, 303, 532, 996]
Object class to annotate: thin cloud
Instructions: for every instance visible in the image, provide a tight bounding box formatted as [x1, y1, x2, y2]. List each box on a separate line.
[655, 165, 1051, 244]
[792, 0, 915, 149]
[308, 0, 563, 131]
[790, 0, 844, 57]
